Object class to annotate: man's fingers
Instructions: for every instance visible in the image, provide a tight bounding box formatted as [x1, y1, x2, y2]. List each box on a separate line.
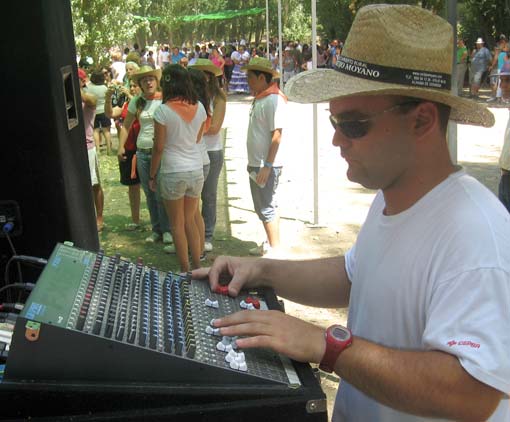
[191, 266, 210, 280]
[214, 310, 277, 329]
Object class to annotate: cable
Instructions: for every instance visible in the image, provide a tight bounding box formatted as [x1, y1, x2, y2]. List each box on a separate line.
[2, 223, 16, 254]
[2, 225, 23, 300]
[3, 255, 47, 303]
[0, 283, 35, 298]
[0, 303, 24, 312]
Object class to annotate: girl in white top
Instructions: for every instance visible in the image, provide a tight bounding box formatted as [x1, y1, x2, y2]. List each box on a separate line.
[150, 64, 207, 272]
[189, 59, 227, 252]
[188, 67, 212, 258]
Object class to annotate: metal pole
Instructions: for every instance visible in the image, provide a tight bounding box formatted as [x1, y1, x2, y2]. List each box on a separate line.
[278, 0, 283, 79]
[266, 0, 270, 59]
[311, 0, 319, 225]
[447, 0, 458, 164]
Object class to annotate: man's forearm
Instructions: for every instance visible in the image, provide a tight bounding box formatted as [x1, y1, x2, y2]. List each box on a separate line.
[266, 129, 282, 164]
[336, 337, 502, 421]
[258, 256, 350, 308]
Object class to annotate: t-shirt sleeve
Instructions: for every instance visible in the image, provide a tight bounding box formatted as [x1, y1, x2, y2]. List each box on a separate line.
[127, 95, 139, 115]
[423, 268, 510, 395]
[153, 104, 167, 125]
[344, 244, 356, 283]
[273, 95, 287, 131]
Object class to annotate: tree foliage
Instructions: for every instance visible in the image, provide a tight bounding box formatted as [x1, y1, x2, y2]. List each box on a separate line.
[72, 0, 144, 66]
[459, 0, 510, 50]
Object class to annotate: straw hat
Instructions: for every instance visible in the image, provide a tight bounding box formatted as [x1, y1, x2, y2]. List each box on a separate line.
[242, 57, 280, 78]
[188, 58, 222, 77]
[476, 38, 484, 44]
[131, 65, 161, 84]
[285, 4, 494, 127]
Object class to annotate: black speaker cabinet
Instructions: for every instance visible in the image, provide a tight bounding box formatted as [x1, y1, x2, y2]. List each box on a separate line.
[0, 0, 99, 272]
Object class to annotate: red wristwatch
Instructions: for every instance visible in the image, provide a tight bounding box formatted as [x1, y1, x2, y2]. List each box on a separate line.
[319, 325, 352, 373]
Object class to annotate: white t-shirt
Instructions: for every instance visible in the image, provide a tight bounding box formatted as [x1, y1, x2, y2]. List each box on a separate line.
[246, 93, 287, 167]
[127, 95, 162, 149]
[153, 102, 207, 173]
[160, 50, 170, 64]
[204, 100, 223, 152]
[335, 170, 510, 422]
[200, 139, 210, 166]
[84, 83, 107, 115]
[111, 61, 126, 83]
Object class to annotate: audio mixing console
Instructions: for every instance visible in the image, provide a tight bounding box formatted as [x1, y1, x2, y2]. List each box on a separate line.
[1, 243, 327, 421]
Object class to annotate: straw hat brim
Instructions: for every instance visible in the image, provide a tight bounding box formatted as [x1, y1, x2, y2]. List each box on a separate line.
[131, 68, 162, 84]
[285, 69, 495, 127]
[189, 63, 223, 77]
[241, 65, 280, 78]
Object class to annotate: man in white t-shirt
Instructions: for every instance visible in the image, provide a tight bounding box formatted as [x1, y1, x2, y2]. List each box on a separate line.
[194, 5, 510, 422]
[242, 57, 288, 257]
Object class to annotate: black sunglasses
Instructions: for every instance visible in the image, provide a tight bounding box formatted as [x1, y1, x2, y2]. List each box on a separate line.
[329, 101, 420, 139]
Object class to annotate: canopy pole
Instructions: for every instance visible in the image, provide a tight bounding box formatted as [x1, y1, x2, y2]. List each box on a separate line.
[278, 0, 283, 79]
[447, 0, 458, 164]
[265, 0, 270, 58]
[311, 0, 319, 225]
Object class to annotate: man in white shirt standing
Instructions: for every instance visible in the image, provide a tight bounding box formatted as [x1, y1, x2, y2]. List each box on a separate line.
[194, 5, 510, 422]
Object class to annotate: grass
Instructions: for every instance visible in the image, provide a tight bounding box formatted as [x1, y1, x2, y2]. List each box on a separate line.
[97, 130, 256, 273]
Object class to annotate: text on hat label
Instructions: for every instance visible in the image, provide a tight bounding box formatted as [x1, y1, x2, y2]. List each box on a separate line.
[335, 55, 451, 90]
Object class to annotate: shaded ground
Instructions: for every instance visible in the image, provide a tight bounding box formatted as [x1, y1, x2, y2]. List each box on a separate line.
[97, 89, 507, 420]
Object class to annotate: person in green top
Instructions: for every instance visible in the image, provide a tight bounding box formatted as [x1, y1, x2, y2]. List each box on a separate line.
[456, 38, 468, 96]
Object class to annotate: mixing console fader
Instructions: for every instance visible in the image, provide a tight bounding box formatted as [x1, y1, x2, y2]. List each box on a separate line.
[5, 244, 303, 385]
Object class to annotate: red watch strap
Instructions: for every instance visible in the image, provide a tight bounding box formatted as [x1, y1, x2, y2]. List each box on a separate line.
[319, 325, 352, 373]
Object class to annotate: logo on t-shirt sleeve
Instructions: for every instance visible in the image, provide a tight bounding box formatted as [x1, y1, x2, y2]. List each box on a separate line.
[447, 339, 480, 349]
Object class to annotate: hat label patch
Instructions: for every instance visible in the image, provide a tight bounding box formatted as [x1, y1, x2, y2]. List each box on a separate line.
[335, 55, 451, 90]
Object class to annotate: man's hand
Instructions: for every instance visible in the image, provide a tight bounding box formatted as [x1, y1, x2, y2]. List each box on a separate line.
[192, 256, 262, 297]
[256, 166, 271, 187]
[149, 178, 157, 192]
[212, 310, 326, 363]
[117, 146, 126, 161]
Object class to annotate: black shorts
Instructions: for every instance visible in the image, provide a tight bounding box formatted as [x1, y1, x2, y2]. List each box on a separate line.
[94, 113, 111, 129]
[119, 150, 140, 186]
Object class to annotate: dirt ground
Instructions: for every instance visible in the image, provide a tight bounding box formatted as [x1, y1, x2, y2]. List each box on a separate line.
[219, 90, 507, 419]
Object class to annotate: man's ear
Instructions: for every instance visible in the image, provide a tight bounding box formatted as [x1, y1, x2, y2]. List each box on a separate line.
[413, 102, 437, 136]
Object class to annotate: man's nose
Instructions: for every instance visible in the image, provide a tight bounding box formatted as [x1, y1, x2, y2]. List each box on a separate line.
[332, 129, 350, 148]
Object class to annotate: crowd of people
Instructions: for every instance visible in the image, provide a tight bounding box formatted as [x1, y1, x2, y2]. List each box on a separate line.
[78, 51, 231, 272]
[76, 36, 347, 263]
[457, 34, 510, 102]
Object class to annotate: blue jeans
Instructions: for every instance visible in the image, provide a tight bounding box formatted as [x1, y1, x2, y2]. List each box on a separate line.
[201, 150, 223, 242]
[247, 165, 281, 223]
[136, 151, 170, 235]
[499, 172, 510, 213]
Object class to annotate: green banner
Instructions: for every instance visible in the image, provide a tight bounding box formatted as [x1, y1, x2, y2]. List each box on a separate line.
[181, 7, 265, 22]
[134, 7, 265, 24]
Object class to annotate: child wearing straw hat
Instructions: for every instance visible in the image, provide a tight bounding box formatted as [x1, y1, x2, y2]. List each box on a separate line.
[242, 57, 288, 257]
[194, 5, 509, 422]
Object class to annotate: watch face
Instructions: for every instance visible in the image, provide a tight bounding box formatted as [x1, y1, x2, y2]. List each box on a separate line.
[331, 326, 349, 340]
